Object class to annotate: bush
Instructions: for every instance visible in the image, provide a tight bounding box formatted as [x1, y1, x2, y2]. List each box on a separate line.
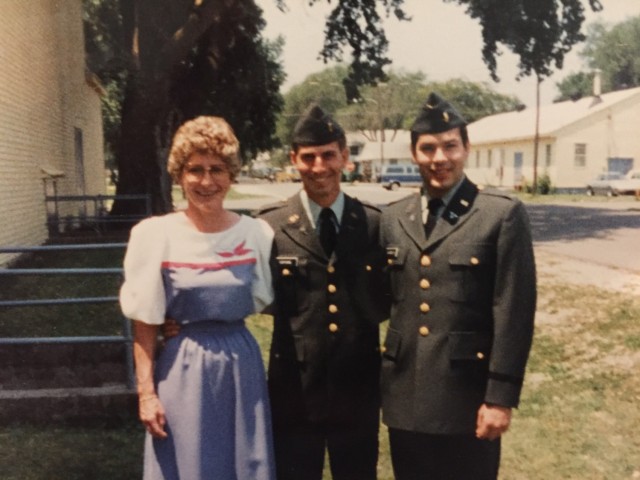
[524, 173, 554, 195]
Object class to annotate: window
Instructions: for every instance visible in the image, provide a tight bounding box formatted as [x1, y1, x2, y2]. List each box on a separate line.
[545, 144, 552, 167]
[574, 143, 586, 168]
[475, 151, 480, 168]
[487, 149, 493, 168]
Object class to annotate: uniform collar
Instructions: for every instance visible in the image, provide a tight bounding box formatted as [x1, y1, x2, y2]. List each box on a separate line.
[421, 175, 466, 223]
[300, 189, 345, 230]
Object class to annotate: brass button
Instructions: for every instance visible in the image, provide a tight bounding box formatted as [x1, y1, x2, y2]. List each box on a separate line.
[420, 255, 431, 267]
[419, 326, 430, 337]
[365, 265, 372, 271]
[419, 278, 430, 289]
[327, 265, 336, 273]
[282, 268, 291, 276]
[476, 352, 485, 360]
[327, 284, 337, 293]
[419, 302, 430, 313]
[328, 323, 338, 333]
[328, 304, 338, 314]
[380, 345, 387, 353]
[387, 259, 393, 265]
[470, 256, 480, 266]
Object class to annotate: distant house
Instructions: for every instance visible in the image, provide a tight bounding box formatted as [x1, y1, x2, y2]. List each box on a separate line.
[347, 129, 412, 181]
[0, 0, 105, 265]
[466, 85, 640, 191]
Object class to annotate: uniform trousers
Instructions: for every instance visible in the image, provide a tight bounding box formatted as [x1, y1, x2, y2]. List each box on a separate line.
[274, 415, 379, 480]
[389, 428, 500, 480]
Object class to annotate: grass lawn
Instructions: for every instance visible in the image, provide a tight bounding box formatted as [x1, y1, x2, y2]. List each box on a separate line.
[1, 223, 639, 478]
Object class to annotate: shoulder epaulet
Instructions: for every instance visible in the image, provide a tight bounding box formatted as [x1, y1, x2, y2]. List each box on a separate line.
[359, 199, 383, 213]
[386, 192, 416, 208]
[255, 200, 288, 216]
[478, 188, 518, 201]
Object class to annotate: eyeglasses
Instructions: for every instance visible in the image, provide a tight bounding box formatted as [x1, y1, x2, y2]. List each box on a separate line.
[184, 164, 229, 180]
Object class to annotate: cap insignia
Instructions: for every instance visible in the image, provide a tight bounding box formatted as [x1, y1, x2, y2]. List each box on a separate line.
[443, 111, 449, 122]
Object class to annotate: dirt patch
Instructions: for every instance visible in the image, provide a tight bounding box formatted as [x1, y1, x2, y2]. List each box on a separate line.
[535, 247, 640, 295]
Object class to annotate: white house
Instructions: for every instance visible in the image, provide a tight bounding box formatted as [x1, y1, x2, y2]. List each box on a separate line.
[466, 85, 640, 191]
[347, 129, 412, 180]
[0, 0, 105, 265]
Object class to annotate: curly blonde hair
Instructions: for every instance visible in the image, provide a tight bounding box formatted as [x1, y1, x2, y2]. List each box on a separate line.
[168, 116, 241, 183]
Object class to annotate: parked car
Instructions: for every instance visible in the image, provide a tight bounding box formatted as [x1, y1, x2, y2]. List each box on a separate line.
[379, 164, 422, 190]
[274, 165, 301, 183]
[586, 171, 640, 196]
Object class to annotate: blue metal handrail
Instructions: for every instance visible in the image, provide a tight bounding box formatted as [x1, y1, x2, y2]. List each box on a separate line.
[0, 243, 134, 390]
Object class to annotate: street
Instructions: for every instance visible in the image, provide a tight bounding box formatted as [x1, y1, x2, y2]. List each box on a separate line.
[225, 182, 640, 294]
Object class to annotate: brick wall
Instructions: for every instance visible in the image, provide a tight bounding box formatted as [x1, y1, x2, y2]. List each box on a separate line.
[0, 0, 105, 265]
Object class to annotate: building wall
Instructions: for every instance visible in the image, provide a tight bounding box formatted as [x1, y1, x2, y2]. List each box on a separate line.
[553, 95, 640, 188]
[0, 0, 104, 265]
[465, 138, 555, 189]
[467, 93, 640, 190]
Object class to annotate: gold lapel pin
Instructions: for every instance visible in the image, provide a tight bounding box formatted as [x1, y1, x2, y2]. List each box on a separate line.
[460, 199, 469, 207]
[288, 214, 299, 224]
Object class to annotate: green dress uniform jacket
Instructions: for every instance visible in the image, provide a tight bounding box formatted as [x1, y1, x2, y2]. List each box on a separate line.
[258, 193, 390, 430]
[380, 178, 536, 435]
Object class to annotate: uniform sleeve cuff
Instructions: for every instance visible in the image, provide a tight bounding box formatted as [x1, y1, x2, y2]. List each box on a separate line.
[485, 376, 523, 408]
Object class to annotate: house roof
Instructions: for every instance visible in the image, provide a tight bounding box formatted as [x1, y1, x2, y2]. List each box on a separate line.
[468, 86, 640, 144]
[348, 129, 412, 162]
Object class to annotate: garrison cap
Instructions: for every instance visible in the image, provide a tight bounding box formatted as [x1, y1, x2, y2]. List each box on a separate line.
[292, 104, 345, 146]
[411, 92, 467, 134]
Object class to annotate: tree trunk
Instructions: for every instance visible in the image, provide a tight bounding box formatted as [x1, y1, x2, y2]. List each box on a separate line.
[111, 74, 173, 218]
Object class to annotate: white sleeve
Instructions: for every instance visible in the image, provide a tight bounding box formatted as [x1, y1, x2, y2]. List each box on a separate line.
[251, 218, 275, 312]
[119, 217, 167, 325]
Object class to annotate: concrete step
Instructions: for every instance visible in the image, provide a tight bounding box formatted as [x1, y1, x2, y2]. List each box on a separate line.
[0, 342, 131, 389]
[0, 385, 138, 425]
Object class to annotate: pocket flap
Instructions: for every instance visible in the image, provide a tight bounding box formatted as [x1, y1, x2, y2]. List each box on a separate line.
[382, 328, 402, 361]
[449, 331, 492, 361]
[385, 246, 406, 268]
[448, 243, 492, 267]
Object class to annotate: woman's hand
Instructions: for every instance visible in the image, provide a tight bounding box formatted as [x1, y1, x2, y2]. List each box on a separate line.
[132, 321, 168, 439]
[138, 394, 168, 439]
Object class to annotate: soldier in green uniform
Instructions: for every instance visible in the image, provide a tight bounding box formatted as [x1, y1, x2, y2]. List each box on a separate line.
[380, 93, 536, 479]
[257, 105, 389, 480]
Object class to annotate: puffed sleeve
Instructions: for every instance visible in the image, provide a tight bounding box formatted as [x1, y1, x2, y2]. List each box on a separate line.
[251, 217, 275, 312]
[119, 217, 167, 325]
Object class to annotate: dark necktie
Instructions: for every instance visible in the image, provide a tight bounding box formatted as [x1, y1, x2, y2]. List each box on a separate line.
[424, 198, 443, 238]
[319, 208, 337, 256]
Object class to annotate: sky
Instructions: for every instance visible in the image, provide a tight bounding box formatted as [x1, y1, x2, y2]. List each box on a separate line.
[256, 0, 640, 107]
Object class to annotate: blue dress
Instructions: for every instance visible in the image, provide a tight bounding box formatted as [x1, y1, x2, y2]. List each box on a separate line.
[120, 212, 276, 480]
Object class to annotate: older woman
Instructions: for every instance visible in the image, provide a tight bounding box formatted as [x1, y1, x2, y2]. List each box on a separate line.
[120, 117, 275, 479]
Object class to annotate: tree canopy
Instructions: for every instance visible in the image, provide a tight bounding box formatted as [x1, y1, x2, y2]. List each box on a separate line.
[555, 15, 640, 102]
[84, 0, 603, 215]
[276, 68, 522, 151]
[84, 0, 285, 214]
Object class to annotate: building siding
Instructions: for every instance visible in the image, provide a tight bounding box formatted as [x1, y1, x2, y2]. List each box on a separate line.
[0, 0, 104, 265]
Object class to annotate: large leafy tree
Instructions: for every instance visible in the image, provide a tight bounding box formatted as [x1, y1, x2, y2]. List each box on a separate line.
[582, 17, 640, 91]
[445, 0, 602, 191]
[277, 69, 521, 148]
[556, 16, 640, 101]
[555, 71, 595, 102]
[84, 0, 285, 215]
[86, 0, 603, 213]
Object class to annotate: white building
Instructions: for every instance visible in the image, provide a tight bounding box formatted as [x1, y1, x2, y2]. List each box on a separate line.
[466, 86, 640, 191]
[347, 129, 412, 180]
[0, 0, 105, 265]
